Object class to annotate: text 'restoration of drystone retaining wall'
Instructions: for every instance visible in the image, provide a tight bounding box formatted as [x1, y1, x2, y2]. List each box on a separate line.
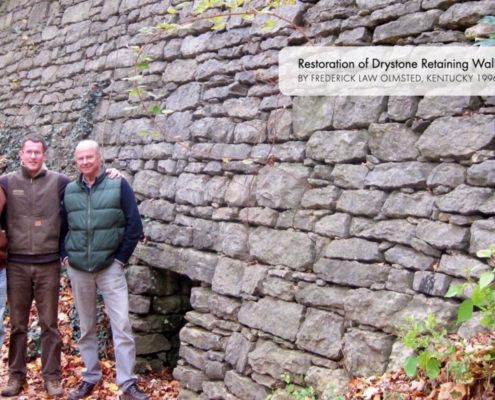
[1, 0, 495, 399]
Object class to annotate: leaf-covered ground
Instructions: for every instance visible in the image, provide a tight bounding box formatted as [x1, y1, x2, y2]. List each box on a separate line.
[0, 274, 180, 399]
[341, 332, 495, 400]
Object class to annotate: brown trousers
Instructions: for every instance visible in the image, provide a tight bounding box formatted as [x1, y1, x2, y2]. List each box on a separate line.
[6, 260, 62, 381]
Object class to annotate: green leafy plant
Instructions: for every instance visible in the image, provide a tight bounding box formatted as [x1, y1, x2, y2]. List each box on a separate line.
[473, 16, 495, 46]
[266, 373, 344, 400]
[398, 313, 456, 379]
[445, 245, 495, 326]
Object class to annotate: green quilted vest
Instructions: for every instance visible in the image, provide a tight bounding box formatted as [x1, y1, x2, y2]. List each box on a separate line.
[64, 167, 126, 272]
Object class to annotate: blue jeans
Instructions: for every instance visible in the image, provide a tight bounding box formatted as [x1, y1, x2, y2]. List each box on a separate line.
[67, 261, 137, 390]
[0, 268, 6, 349]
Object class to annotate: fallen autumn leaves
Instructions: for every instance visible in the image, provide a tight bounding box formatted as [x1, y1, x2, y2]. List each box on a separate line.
[0, 274, 180, 399]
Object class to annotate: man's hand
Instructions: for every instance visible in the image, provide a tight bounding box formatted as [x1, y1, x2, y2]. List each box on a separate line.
[106, 168, 124, 179]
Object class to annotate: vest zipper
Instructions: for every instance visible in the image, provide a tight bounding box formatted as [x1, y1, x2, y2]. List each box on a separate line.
[87, 188, 91, 271]
[30, 178, 34, 254]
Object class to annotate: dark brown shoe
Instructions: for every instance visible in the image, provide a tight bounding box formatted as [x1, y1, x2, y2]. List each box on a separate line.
[123, 383, 149, 400]
[68, 381, 95, 400]
[1, 376, 27, 396]
[44, 379, 64, 397]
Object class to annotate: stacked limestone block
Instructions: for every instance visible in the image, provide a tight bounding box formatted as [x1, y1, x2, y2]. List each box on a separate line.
[2, 0, 495, 398]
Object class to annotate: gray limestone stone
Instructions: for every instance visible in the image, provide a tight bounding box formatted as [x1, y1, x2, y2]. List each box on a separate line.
[413, 271, 453, 296]
[458, 312, 494, 340]
[368, 123, 420, 162]
[350, 218, 417, 245]
[133, 244, 180, 272]
[370, 1, 422, 24]
[305, 367, 349, 398]
[296, 308, 344, 359]
[180, 326, 223, 351]
[417, 115, 495, 161]
[325, 238, 384, 262]
[203, 382, 240, 400]
[138, 199, 176, 222]
[238, 208, 279, 227]
[249, 227, 315, 270]
[343, 329, 395, 377]
[416, 220, 470, 250]
[314, 258, 390, 288]
[335, 27, 372, 45]
[306, 130, 368, 164]
[190, 287, 212, 313]
[344, 289, 413, 334]
[295, 282, 349, 310]
[315, 213, 352, 239]
[292, 97, 335, 140]
[205, 360, 229, 380]
[256, 163, 311, 210]
[142, 143, 175, 161]
[267, 108, 292, 142]
[180, 345, 207, 371]
[387, 96, 419, 122]
[386, 340, 416, 373]
[250, 143, 306, 163]
[336, 190, 388, 217]
[397, 294, 459, 333]
[173, 365, 207, 392]
[241, 264, 269, 297]
[333, 96, 387, 130]
[411, 238, 442, 258]
[164, 59, 198, 83]
[381, 191, 435, 218]
[190, 117, 235, 143]
[129, 295, 151, 315]
[386, 268, 414, 293]
[176, 174, 210, 206]
[417, 96, 480, 120]
[480, 196, 495, 215]
[435, 184, 493, 215]
[470, 219, 495, 256]
[225, 175, 257, 207]
[365, 162, 437, 190]
[345, 289, 458, 334]
[228, 370, 272, 399]
[208, 293, 242, 321]
[166, 83, 202, 111]
[225, 332, 256, 374]
[238, 297, 305, 341]
[248, 339, 313, 382]
[234, 120, 267, 144]
[331, 164, 369, 189]
[301, 186, 341, 210]
[438, 254, 490, 279]
[373, 11, 442, 44]
[126, 266, 178, 296]
[384, 245, 437, 271]
[467, 160, 495, 188]
[427, 163, 466, 189]
[212, 258, 245, 298]
[178, 249, 219, 284]
[261, 277, 295, 302]
[439, 0, 495, 28]
[304, 0, 358, 24]
[62, 1, 92, 25]
[224, 97, 261, 120]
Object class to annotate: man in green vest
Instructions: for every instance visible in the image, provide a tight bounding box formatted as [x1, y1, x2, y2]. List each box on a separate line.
[60, 140, 147, 400]
[0, 134, 123, 398]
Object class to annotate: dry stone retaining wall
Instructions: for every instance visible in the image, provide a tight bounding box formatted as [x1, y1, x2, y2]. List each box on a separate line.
[1, 0, 495, 399]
